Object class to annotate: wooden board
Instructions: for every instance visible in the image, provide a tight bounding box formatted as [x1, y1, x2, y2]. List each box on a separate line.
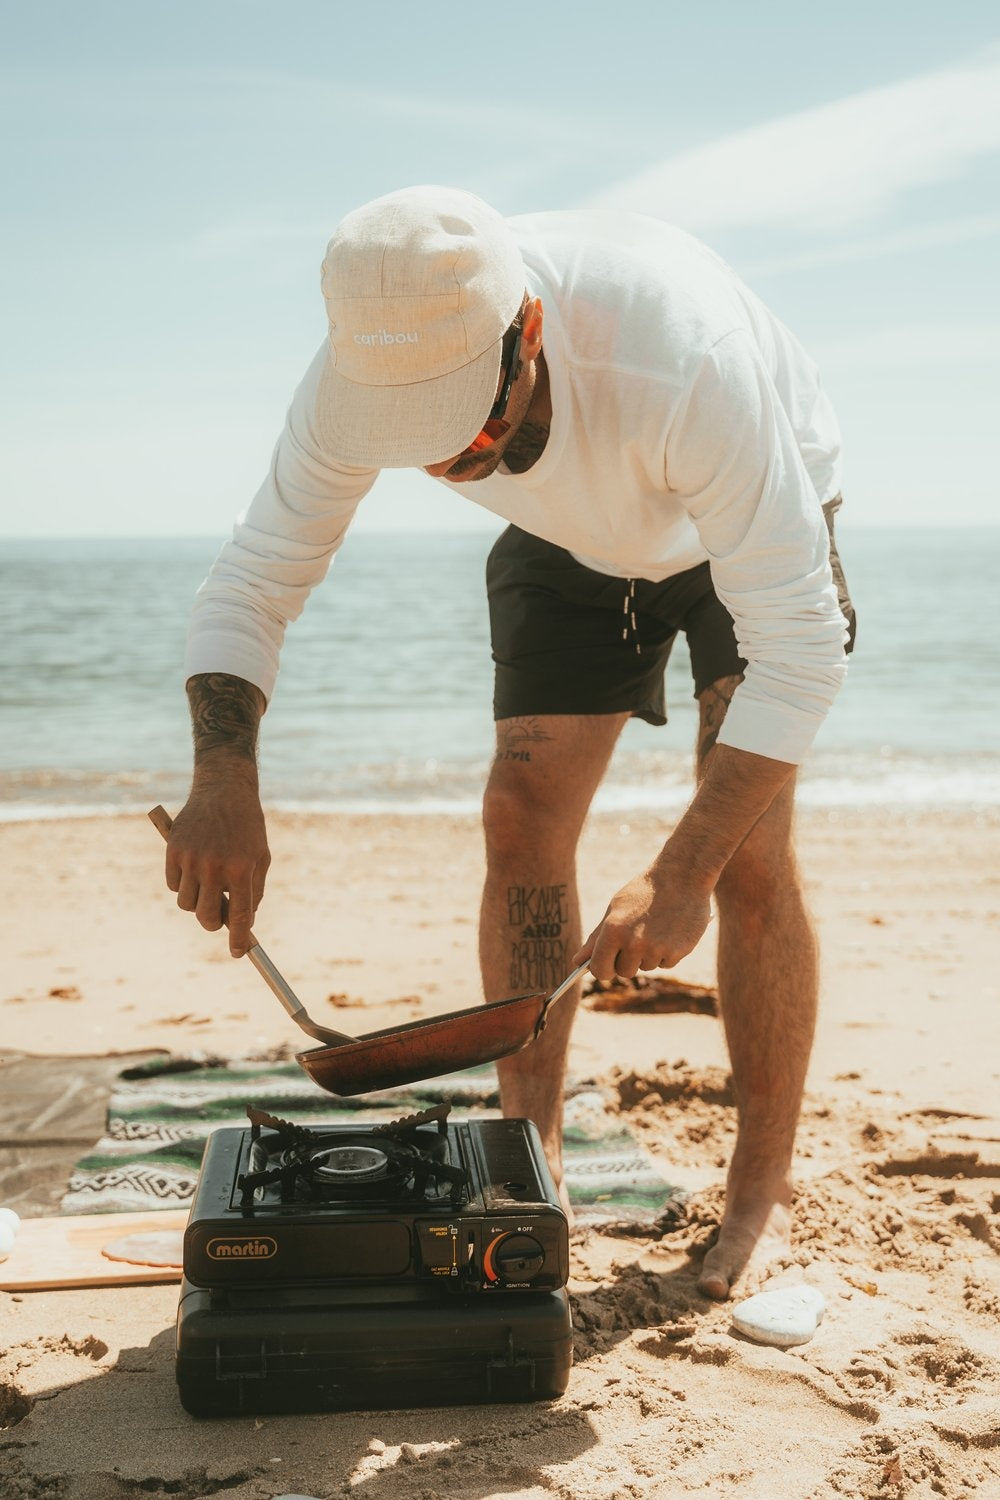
[0, 1210, 188, 1292]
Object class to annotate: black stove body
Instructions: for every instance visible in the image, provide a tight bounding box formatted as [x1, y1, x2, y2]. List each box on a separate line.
[175, 1106, 573, 1415]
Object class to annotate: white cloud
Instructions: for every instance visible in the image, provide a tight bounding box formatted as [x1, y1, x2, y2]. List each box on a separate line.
[737, 211, 1000, 277]
[587, 52, 1000, 233]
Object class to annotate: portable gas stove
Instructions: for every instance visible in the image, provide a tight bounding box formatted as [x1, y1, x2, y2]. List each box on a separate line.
[175, 1104, 573, 1415]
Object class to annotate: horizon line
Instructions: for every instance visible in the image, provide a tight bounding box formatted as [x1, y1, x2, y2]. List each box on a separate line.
[3, 520, 1000, 544]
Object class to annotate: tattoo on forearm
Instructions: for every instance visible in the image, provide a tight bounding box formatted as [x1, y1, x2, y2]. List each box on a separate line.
[497, 716, 554, 764]
[697, 674, 743, 766]
[507, 883, 568, 991]
[187, 673, 263, 763]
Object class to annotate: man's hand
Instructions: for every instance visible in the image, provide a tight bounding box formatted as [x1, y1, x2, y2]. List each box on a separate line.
[165, 780, 270, 957]
[574, 860, 712, 981]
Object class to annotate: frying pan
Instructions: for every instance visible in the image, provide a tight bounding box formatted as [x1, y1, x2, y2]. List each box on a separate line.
[149, 806, 588, 1096]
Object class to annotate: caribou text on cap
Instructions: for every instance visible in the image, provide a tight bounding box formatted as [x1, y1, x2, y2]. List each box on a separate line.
[353, 330, 420, 346]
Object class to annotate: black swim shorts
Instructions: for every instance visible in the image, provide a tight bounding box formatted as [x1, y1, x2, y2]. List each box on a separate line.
[486, 496, 856, 724]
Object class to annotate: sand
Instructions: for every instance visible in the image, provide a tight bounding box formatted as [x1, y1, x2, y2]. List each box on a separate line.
[1, 804, 999, 1499]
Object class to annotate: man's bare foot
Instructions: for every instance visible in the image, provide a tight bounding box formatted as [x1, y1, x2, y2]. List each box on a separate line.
[696, 1178, 792, 1300]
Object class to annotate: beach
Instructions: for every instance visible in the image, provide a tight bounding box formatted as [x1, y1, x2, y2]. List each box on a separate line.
[2, 802, 999, 1499]
[6, 1, 1000, 1491]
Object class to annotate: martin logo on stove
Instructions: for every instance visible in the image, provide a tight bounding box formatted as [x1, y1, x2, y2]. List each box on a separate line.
[206, 1235, 278, 1260]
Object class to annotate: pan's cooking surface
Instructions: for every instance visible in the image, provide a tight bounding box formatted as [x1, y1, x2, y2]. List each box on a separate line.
[297, 991, 549, 1097]
[327, 992, 543, 1044]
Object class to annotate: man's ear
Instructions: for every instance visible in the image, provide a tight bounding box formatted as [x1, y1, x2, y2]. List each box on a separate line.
[522, 297, 544, 358]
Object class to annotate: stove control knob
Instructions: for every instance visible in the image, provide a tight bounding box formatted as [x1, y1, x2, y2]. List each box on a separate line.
[491, 1233, 545, 1281]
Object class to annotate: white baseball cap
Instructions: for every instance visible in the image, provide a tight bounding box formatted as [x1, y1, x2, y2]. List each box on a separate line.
[317, 185, 526, 468]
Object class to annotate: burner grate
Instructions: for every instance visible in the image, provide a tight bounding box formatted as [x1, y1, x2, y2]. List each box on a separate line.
[236, 1105, 469, 1210]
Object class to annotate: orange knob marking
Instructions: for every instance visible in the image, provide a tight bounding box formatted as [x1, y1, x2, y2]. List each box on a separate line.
[483, 1233, 505, 1282]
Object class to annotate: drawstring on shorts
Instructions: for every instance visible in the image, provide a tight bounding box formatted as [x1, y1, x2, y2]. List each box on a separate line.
[622, 579, 641, 655]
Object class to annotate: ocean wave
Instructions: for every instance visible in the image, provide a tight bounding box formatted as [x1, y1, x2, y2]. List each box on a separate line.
[1, 748, 997, 822]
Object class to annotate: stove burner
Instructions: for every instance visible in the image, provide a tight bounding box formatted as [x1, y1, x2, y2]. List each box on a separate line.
[311, 1145, 389, 1181]
[236, 1105, 469, 1210]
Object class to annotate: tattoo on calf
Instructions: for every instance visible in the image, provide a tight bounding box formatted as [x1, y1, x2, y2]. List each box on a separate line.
[507, 883, 568, 991]
[188, 673, 262, 763]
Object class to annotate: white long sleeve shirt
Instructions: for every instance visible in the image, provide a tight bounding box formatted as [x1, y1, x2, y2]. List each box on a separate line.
[186, 210, 849, 764]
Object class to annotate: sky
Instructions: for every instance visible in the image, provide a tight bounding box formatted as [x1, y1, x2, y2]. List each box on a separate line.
[1, 1, 998, 539]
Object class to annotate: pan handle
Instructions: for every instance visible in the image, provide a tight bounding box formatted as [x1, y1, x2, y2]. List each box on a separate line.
[148, 805, 356, 1049]
[533, 961, 592, 1039]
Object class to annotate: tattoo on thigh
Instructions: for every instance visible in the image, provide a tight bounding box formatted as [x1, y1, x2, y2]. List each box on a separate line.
[497, 716, 554, 764]
[697, 675, 743, 764]
[507, 883, 568, 991]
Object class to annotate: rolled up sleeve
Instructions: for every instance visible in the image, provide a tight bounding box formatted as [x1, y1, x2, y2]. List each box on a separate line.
[184, 345, 378, 702]
[665, 332, 849, 763]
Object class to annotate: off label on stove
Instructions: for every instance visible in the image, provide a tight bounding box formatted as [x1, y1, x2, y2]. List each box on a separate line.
[206, 1235, 278, 1261]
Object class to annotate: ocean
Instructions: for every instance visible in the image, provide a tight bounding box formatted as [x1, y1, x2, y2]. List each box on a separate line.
[1, 529, 998, 821]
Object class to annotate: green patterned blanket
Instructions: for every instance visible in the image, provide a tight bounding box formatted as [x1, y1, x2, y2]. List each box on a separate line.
[64, 1056, 682, 1231]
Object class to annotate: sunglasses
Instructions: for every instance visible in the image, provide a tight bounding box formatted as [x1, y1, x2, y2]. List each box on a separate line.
[464, 330, 522, 455]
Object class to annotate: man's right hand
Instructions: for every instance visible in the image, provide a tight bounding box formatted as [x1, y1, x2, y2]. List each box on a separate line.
[165, 779, 270, 957]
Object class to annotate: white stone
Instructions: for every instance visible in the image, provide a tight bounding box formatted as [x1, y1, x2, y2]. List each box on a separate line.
[0, 1208, 20, 1233]
[0, 1223, 15, 1261]
[730, 1285, 826, 1348]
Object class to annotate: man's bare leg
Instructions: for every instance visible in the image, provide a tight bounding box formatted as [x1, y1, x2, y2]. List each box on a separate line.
[480, 713, 627, 1214]
[694, 678, 818, 1298]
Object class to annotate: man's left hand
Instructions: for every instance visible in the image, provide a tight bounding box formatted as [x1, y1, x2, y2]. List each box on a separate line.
[574, 863, 713, 981]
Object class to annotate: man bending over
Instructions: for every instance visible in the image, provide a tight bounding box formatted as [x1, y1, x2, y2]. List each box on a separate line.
[167, 186, 855, 1298]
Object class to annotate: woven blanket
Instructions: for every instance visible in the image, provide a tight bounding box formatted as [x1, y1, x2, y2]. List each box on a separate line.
[63, 1056, 683, 1231]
